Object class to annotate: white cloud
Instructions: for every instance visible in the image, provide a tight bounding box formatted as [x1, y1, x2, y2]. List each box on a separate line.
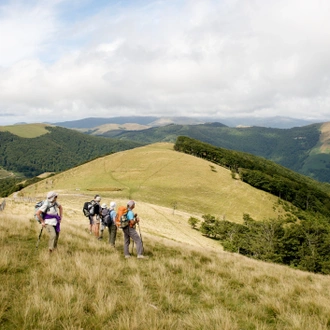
[1, 0, 330, 125]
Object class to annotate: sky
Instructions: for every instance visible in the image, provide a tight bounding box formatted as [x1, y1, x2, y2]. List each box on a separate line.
[1, 0, 330, 125]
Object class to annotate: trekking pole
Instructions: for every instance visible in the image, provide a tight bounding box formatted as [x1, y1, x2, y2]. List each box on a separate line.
[36, 227, 43, 249]
[137, 222, 144, 253]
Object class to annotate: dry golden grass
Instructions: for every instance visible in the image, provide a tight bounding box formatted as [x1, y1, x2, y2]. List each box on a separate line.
[1, 198, 330, 329]
[18, 142, 283, 224]
[4, 143, 326, 328]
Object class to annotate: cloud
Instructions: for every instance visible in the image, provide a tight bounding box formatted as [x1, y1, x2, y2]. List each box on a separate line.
[0, 0, 330, 125]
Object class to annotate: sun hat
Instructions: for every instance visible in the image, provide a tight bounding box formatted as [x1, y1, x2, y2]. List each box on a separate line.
[110, 201, 116, 209]
[47, 191, 58, 201]
[101, 203, 107, 208]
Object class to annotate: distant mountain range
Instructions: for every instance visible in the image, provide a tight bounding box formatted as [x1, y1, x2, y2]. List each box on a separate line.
[53, 115, 320, 129]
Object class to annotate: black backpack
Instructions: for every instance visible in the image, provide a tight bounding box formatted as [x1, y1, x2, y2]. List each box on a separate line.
[101, 207, 111, 226]
[83, 201, 95, 217]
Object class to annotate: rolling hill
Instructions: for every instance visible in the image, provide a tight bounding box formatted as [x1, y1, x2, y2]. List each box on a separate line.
[92, 121, 330, 183]
[2, 142, 330, 328]
[17, 142, 281, 223]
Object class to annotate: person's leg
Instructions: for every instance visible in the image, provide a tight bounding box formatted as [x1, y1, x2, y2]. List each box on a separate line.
[95, 223, 100, 237]
[46, 225, 56, 251]
[109, 224, 117, 247]
[123, 228, 130, 256]
[89, 216, 93, 234]
[92, 216, 99, 237]
[54, 231, 60, 249]
[129, 228, 143, 256]
[99, 222, 105, 239]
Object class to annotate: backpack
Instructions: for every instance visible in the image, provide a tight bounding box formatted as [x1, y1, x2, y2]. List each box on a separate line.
[115, 206, 129, 228]
[34, 200, 50, 223]
[83, 200, 95, 217]
[101, 207, 110, 226]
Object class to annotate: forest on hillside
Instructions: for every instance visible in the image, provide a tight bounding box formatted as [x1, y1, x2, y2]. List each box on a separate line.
[174, 136, 330, 217]
[0, 126, 141, 196]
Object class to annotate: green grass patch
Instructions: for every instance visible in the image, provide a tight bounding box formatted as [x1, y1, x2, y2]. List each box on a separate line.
[0, 123, 50, 138]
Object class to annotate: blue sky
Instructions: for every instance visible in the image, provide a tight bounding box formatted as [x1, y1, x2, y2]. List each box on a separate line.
[0, 0, 330, 125]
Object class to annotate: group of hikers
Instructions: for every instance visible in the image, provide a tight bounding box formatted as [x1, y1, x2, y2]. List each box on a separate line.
[36, 191, 147, 259]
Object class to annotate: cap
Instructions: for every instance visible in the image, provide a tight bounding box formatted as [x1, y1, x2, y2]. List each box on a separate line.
[127, 200, 135, 208]
[110, 201, 116, 209]
[47, 191, 58, 200]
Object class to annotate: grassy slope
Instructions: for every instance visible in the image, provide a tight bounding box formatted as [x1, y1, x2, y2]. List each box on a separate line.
[319, 122, 330, 152]
[1, 197, 330, 329]
[0, 123, 50, 138]
[18, 142, 282, 224]
[2, 143, 330, 328]
[0, 168, 14, 179]
[300, 123, 330, 179]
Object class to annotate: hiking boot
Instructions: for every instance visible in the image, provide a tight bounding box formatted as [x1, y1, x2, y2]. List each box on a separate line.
[98, 236, 103, 240]
[137, 255, 148, 259]
[125, 255, 131, 258]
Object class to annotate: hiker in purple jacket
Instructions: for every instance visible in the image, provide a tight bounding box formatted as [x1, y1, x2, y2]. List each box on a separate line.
[36, 191, 63, 253]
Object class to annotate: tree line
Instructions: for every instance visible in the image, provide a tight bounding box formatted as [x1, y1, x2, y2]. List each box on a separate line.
[189, 207, 330, 274]
[174, 136, 330, 217]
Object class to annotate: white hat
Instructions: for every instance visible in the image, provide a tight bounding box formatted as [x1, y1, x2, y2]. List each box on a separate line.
[110, 201, 116, 209]
[101, 203, 107, 208]
[47, 191, 58, 201]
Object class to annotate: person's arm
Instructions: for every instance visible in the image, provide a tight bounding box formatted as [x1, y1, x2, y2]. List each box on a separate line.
[128, 211, 139, 225]
[36, 209, 46, 227]
[58, 204, 63, 219]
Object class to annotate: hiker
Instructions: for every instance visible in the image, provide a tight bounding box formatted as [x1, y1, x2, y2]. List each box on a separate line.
[99, 203, 108, 240]
[122, 200, 147, 259]
[90, 195, 102, 238]
[36, 191, 63, 253]
[108, 201, 117, 248]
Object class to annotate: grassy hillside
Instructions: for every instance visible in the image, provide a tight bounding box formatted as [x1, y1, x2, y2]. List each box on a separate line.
[0, 123, 51, 138]
[17, 142, 282, 223]
[100, 122, 330, 183]
[2, 194, 330, 328]
[175, 136, 330, 215]
[301, 122, 330, 181]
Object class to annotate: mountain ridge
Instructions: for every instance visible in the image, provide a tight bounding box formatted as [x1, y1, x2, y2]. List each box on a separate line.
[53, 115, 319, 129]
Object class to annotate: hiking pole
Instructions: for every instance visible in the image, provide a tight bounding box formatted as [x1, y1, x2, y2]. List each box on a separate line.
[36, 227, 43, 249]
[137, 222, 144, 253]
